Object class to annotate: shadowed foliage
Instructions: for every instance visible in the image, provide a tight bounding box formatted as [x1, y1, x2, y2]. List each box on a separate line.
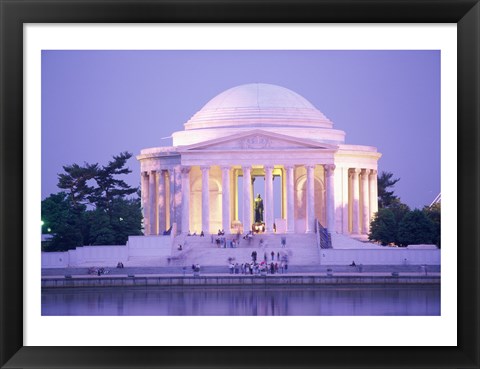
[42, 152, 142, 251]
[377, 171, 400, 209]
[368, 208, 397, 246]
[397, 209, 435, 246]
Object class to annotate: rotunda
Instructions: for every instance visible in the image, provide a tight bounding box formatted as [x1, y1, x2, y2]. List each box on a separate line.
[137, 83, 381, 238]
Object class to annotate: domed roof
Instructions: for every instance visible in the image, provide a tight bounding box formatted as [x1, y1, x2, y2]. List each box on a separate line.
[184, 83, 333, 130]
[202, 83, 316, 110]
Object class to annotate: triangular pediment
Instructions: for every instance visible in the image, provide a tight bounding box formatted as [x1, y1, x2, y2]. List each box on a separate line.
[179, 129, 337, 152]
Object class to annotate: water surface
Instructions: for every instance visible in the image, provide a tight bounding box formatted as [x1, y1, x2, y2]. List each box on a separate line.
[42, 285, 440, 316]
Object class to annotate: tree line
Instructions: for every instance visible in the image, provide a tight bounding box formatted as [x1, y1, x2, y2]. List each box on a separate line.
[370, 172, 440, 247]
[41, 152, 142, 251]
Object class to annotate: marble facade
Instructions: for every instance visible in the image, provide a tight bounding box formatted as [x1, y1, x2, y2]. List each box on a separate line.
[137, 83, 381, 236]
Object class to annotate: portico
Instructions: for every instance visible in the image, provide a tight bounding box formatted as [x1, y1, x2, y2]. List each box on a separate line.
[137, 83, 381, 239]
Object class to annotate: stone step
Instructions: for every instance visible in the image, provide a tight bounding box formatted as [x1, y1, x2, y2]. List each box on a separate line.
[148, 233, 323, 267]
[176, 234, 317, 249]
[167, 244, 320, 267]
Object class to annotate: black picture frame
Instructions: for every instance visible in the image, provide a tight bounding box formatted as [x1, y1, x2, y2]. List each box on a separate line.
[1, 1, 479, 368]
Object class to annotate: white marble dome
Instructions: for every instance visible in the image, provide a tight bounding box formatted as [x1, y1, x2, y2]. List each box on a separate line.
[173, 83, 345, 146]
[184, 83, 333, 130]
[202, 83, 317, 110]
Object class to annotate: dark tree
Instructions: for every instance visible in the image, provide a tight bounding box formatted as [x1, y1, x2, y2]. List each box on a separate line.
[41, 192, 68, 234]
[423, 202, 441, 247]
[368, 208, 397, 246]
[41, 192, 85, 251]
[87, 208, 116, 245]
[387, 198, 411, 243]
[110, 197, 143, 244]
[43, 152, 142, 251]
[378, 171, 400, 208]
[91, 151, 137, 220]
[397, 209, 435, 246]
[57, 163, 98, 207]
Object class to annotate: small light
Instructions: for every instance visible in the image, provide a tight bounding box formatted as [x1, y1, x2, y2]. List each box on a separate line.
[47, 228, 51, 232]
[119, 217, 124, 221]
[41, 220, 44, 226]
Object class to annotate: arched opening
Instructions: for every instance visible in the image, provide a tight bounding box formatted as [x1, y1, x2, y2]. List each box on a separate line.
[294, 175, 325, 233]
[191, 175, 221, 233]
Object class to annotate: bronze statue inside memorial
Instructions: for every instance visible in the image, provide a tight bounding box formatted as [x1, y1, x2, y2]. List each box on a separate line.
[253, 193, 265, 232]
[254, 194, 264, 223]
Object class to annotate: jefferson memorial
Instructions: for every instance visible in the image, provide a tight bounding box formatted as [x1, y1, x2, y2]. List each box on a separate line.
[42, 83, 440, 272]
[42, 83, 441, 268]
[137, 83, 381, 239]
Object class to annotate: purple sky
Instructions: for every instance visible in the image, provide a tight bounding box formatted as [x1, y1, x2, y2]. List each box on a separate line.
[42, 50, 440, 209]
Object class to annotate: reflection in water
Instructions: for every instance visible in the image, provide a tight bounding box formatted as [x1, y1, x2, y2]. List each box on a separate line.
[42, 285, 440, 316]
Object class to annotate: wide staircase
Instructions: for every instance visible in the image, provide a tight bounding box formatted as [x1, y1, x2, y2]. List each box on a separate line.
[167, 233, 319, 267]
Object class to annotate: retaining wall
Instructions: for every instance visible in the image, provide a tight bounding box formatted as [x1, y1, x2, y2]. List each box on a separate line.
[127, 235, 172, 257]
[41, 246, 129, 268]
[320, 248, 440, 265]
[42, 236, 172, 268]
[41, 274, 440, 288]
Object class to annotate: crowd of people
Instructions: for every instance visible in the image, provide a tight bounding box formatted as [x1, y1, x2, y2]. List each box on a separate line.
[182, 230, 290, 275]
[226, 250, 289, 275]
[228, 260, 288, 275]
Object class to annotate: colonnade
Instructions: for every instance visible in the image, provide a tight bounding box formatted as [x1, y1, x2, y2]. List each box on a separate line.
[141, 164, 377, 236]
[141, 167, 180, 236]
[349, 168, 378, 235]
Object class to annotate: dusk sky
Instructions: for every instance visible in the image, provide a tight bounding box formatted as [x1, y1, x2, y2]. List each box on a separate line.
[42, 50, 440, 209]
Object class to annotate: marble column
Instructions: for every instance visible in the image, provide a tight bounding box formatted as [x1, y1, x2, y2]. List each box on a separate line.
[264, 165, 274, 232]
[342, 167, 350, 234]
[181, 166, 191, 234]
[157, 170, 166, 234]
[305, 164, 315, 233]
[325, 164, 336, 233]
[149, 170, 157, 235]
[351, 168, 361, 234]
[242, 166, 252, 232]
[168, 168, 176, 229]
[369, 169, 378, 220]
[361, 169, 370, 234]
[285, 165, 295, 233]
[281, 168, 287, 219]
[201, 166, 210, 234]
[174, 166, 182, 232]
[233, 169, 238, 221]
[221, 166, 231, 234]
[141, 171, 149, 235]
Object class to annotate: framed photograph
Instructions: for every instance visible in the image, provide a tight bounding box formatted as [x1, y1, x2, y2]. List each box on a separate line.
[1, 1, 479, 368]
